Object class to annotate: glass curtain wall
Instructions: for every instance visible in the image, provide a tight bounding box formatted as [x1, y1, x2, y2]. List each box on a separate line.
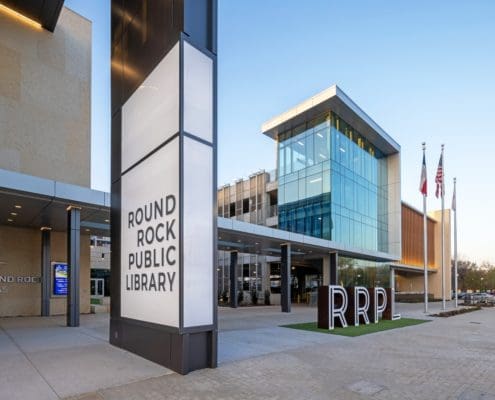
[337, 257, 391, 288]
[277, 111, 389, 252]
[217, 251, 263, 301]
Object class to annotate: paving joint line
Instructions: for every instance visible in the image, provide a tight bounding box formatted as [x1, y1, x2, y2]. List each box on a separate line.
[0, 324, 62, 399]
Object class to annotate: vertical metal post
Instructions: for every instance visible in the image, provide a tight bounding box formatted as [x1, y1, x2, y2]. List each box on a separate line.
[281, 243, 291, 313]
[423, 194, 428, 313]
[440, 145, 446, 310]
[453, 177, 458, 307]
[41, 227, 51, 316]
[229, 251, 238, 308]
[67, 206, 81, 327]
[422, 143, 428, 313]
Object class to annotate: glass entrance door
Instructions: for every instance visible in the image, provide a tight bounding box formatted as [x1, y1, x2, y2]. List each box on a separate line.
[90, 278, 104, 297]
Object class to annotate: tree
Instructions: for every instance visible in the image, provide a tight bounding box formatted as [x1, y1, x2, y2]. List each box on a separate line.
[453, 259, 495, 292]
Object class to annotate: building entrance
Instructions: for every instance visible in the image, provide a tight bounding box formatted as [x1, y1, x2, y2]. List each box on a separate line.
[90, 278, 104, 298]
[291, 265, 322, 306]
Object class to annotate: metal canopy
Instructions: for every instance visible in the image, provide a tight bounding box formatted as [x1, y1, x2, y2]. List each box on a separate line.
[390, 263, 437, 274]
[1, 0, 65, 31]
[218, 217, 399, 262]
[1, 168, 399, 262]
[0, 169, 110, 236]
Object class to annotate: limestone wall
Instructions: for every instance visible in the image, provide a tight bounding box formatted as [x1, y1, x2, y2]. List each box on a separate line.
[0, 225, 90, 317]
[0, 7, 91, 186]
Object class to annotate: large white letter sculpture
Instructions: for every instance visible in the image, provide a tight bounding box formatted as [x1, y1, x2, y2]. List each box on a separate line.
[329, 285, 348, 329]
[354, 286, 370, 326]
[373, 287, 387, 323]
[324, 286, 400, 330]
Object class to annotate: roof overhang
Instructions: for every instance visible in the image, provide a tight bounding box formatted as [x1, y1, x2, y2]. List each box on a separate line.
[218, 217, 399, 262]
[0, 0, 64, 32]
[390, 263, 437, 274]
[262, 85, 400, 156]
[0, 169, 110, 236]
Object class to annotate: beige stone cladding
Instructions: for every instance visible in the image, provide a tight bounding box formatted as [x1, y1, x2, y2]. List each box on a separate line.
[0, 225, 90, 317]
[0, 7, 91, 187]
[429, 209, 452, 300]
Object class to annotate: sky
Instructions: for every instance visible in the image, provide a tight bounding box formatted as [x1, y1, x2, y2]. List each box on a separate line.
[65, 0, 495, 264]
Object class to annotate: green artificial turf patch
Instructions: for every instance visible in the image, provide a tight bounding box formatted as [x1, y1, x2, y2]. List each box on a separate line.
[281, 318, 429, 337]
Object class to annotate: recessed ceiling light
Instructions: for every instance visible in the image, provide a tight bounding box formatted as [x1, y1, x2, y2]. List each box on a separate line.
[104, 219, 110, 223]
[10, 212, 17, 216]
[85, 229, 90, 232]
[14, 205, 22, 209]
[7, 218, 13, 222]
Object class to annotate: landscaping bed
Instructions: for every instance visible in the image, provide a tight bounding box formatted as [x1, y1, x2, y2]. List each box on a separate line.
[431, 306, 481, 317]
[280, 318, 429, 337]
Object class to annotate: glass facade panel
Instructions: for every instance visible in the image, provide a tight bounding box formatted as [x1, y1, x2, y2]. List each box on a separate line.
[278, 111, 389, 252]
[338, 257, 390, 288]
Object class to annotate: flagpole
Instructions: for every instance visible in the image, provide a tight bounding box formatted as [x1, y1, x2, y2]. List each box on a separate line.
[453, 177, 458, 308]
[422, 143, 428, 313]
[441, 144, 446, 310]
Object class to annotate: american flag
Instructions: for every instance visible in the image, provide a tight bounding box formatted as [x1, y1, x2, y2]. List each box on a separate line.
[419, 153, 427, 196]
[435, 151, 444, 198]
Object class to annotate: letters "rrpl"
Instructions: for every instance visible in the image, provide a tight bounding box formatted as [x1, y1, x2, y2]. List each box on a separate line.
[317, 285, 401, 330]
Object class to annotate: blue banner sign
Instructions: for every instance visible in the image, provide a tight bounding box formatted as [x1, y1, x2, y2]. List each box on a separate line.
[53, 263, 68, 296]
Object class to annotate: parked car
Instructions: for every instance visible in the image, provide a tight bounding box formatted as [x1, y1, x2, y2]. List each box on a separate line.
[464, 293, 495, 305]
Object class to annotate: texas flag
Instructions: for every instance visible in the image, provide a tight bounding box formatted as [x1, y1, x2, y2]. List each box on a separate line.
[419, 153, 427, 196]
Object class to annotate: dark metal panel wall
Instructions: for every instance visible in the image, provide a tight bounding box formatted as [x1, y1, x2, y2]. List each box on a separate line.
[111, 0, 183, 115]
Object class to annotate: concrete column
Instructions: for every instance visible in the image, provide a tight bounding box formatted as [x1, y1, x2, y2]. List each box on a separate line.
[67, 206, 81, 327]
[323, 256, 330, 286]
[40, 227, 51, 316]
[261, 260, 270, 294]
[281, 243, 291, 313]
[330, 252, 338, 285]
[322, 252, 338, 286]
[229, 251, 238, 308]
[390, 267, 395, 290]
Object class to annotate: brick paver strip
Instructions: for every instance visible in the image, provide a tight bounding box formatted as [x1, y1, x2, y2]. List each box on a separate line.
[70, 307, 495, 400]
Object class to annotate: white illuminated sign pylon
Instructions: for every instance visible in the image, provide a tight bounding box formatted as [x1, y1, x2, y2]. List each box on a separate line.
[116, 37, 216, 373]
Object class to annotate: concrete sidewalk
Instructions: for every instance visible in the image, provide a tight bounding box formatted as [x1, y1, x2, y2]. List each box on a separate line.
[1, 303, 493, 400]
[0, 314, 171, 400]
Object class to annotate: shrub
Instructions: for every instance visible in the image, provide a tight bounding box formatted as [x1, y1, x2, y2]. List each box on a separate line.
[237, 290, 244, 305]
